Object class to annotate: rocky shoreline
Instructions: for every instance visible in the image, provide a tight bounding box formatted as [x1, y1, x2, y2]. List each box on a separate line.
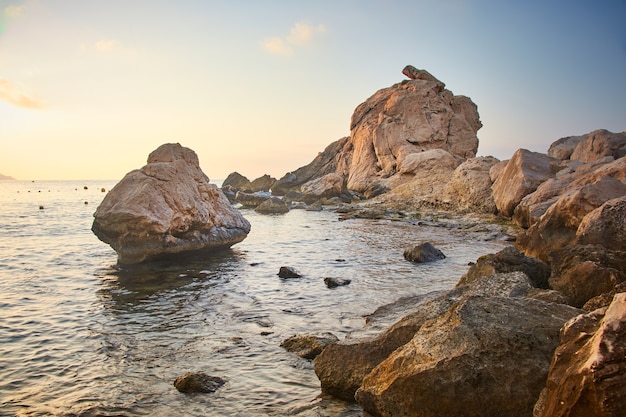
[92, 66, 625, 416]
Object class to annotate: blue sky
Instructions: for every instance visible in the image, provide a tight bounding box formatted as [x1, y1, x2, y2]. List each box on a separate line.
[1, 0, 625, 180]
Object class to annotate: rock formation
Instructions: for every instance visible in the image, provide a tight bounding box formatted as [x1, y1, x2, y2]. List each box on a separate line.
[272, 66, 482, 200]
[92, 143, 251, 264]
[534, 293, 626, 417]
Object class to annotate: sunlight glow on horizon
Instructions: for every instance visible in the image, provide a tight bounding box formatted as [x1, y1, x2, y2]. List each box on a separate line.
[1, 1, 625, 181]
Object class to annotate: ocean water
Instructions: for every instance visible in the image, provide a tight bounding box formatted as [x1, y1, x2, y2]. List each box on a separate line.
[0, 180, 509, 416]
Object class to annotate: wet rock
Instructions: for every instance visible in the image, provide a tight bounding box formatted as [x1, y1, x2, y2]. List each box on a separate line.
[281, 333, 339, 359]
[458, 246, 551, 289]
[548, 244, 626, 308]
[174, 372, 226, 394]
[534, 293, 626, 417]
[255, 197, 289, 214]
[91, 143, 251, 264]
[278, 266, 302, 278]
[324, 277, 351, 288]
[403, 242, 445, 263]
[355, 295, 582, 417]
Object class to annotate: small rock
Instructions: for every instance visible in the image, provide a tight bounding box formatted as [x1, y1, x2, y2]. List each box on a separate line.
[278, 266, 302, 278]
[281, 333, 339, 359]
[173, 372, 225, 394]
[255, 197, 289, 214]
[324, 277, 351, 288]
[403, 242, 446, 263]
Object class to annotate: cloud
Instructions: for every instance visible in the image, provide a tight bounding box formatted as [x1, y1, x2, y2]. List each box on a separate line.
[262, 22, 327, 55]
[4, 5, 24, 19]
[0, 79, 44, 109]
[94, 39, 118, 52]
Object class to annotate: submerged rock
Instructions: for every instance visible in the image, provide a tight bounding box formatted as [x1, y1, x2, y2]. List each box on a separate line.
[281, 333, 339, 360]
[403, 242, 445, 263]
[278, 266, 302, 278]
[174, 372, 226, 394]
[91, 143, 251, 264]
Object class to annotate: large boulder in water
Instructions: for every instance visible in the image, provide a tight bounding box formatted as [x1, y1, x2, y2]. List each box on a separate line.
[92, 143, 251, 264]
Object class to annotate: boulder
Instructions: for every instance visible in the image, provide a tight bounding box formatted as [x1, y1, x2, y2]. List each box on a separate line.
[576, 196, 626, 252]
[91, 143, 251, 264]
[174, 372, 226, 394]
[254, 197, 289, 214]
[222, 171, 251, 191]
[570, 129, 626, 163]
[534, 293, 626, 417]
[249, 174, 276, 192]
[547, 135, 585, 160]
[459, 246, 551, 289]
[234, 191, 271, 208]
[491, 149, 557, 217]
[403, 242, 446, 263]
[299, 173, 344, 204]
[583, 281, 626, 311]
[514, 155, 626, 229]
[277, 67, 481, 199]
[437, 156, 500, 213]
[314, 272, 539, 402]
[281, 333, 339, 360]
[278, 266, 302, 278]
[324, 277, 352, 288]
[516, 174, 626, 262]
[355, 295, 582, 417]
[346, 67, 481, 194]
[548, 244, 626, 308]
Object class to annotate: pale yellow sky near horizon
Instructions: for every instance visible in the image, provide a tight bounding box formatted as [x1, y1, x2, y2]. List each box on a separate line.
[1, 1, 625, 181]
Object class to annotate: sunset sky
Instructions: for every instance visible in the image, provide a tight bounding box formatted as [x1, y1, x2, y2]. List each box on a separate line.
[1, 1, 625, 181]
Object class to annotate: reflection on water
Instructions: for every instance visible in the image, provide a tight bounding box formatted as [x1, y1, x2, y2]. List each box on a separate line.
[0, 181, 509, 416]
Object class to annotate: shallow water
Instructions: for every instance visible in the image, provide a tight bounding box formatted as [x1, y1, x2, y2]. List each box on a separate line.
[0, 180, 509, 416]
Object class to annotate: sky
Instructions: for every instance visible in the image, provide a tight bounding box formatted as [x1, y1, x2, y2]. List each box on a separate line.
[1, 0, 625, 181]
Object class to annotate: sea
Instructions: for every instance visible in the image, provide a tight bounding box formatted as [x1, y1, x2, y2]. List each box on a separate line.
[0, 180, 510, 417]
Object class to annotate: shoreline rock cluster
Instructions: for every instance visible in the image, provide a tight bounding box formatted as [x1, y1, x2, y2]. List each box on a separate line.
[91, 65, 625, 415]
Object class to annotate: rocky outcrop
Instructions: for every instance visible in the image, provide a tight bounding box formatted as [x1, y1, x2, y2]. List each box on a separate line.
[516, 167, 626, 262]
[92, 143, 251, 264]
[534, 293, 626, 417]
[272, 67, 481, 200]
[314, 270, 572, 404]
[356, 295, 581, 417]
[222, 172, 276, 193]
[271, 137, 351, 196]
